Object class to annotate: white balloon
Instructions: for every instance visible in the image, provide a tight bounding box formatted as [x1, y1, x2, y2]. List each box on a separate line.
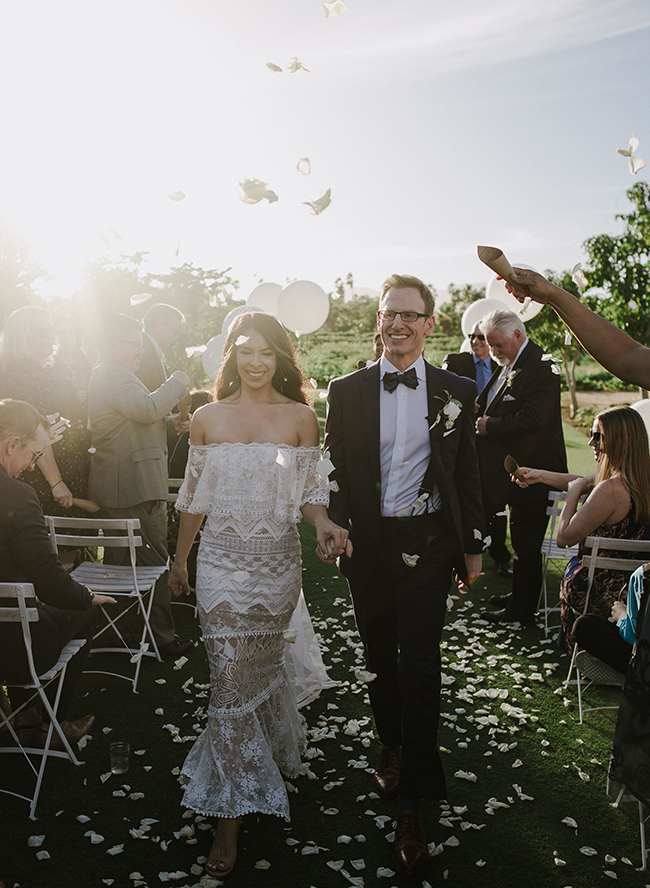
[630, 400, 650, 450]
[201, 335, 225, 380]
[221, 304, 264, 336]
[461, 298, 514, 338]
[247, 282, 282, 314]
[485, 264, 543, 320]
[276, 280, 330, 335]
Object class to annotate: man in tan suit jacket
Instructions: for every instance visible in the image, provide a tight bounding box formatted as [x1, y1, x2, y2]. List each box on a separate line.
[88, 313, 192, 658]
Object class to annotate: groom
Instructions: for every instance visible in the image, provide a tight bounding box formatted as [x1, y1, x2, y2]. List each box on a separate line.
[323, 273, 484, 875]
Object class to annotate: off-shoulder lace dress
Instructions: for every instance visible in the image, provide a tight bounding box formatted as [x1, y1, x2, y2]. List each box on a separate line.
[175, 442, 329, 819]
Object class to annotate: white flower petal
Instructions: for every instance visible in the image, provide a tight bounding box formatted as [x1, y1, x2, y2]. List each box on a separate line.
[297, 157, 311, 175]
[571, 262, 589, 289]
[28, 835, 45, 847]
[580, 846, 598, 856]
[168, 191, 185, 201]
[402, 552, 420, 568]
[266, 62, 283, 72]
[254, 860, 271, 870]
[36, 851, 51, 860]
[304, 188, 332, 215]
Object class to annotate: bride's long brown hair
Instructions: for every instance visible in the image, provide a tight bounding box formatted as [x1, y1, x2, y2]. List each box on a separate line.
[215, 312, 309, 405]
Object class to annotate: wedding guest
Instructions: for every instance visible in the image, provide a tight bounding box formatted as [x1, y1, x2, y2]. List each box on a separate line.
[572, 564, 649, 676]
[87, 313, 192, 659]
[515, 406, 650, 647]
[136, 303, 185, 393]
[0, 398, 115, 748]
[323, 273, 484, 876]
[0, 306, 91, 517]
[476, 310, 567, 625]
[52, 314, 93, 411]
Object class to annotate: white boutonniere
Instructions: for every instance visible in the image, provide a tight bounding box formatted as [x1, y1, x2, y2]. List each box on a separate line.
[505, 368, 521, 389]
[429, 390, 463, 431]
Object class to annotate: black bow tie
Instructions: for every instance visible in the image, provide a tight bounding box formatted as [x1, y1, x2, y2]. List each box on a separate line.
[383, 367, 419, 393]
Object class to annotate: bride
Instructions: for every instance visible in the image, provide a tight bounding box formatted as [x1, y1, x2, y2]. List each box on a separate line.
[168, 311, 350, 878]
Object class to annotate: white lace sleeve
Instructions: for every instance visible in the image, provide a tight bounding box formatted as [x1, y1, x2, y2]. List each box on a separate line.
[301, 450, 330, 509]
[175, 445, 212, 514]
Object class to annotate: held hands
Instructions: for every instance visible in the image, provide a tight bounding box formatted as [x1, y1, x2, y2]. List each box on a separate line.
[168, 560, 191, 598]
[315, 519, 352, 565]
[611, 601, 627, 622]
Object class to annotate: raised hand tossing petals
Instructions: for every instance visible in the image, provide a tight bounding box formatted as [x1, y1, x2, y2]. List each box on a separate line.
[304, 188, 332, 215]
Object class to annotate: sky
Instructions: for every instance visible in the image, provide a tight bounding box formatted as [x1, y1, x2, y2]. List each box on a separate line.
[0, 0, 649, 305]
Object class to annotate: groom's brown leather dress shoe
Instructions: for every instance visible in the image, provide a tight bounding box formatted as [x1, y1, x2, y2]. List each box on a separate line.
[392, 808, 429, 875]
[372, 745, 401, 799]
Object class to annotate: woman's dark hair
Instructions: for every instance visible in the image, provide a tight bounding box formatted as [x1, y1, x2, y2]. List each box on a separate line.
[215, 312, 308, 405]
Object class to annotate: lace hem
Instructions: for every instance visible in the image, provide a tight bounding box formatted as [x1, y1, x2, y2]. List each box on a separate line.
[180, 678, 306, 820]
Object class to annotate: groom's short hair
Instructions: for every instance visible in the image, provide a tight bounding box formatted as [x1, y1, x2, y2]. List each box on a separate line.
[380, 274, 435, 317]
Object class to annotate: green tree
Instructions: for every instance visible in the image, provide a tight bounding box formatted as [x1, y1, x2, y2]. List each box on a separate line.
[324, 273, 379, 335]
[583, 180, 650, 394]
[435, 283, 484, 337]
[0, 229, 48, 323]
[526, 271, 591, 418]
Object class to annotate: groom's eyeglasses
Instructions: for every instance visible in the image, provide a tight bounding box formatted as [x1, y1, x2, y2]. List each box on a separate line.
[377, 310, 430, 323]
[469, 333, 486, 341]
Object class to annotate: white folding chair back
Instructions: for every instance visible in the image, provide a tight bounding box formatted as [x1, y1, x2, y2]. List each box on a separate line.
[45, 516, 168, 693]
[0, 582, 87, 819]
[565, 535, 650, 722]
[537, 490, 581, 636]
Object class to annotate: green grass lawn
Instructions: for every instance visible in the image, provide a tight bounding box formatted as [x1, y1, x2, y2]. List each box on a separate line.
[4, 520, 649, 888]
[4, 416, 646, 888]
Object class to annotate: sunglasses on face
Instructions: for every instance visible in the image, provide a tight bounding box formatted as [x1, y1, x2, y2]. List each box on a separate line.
[469, 333, 486, 341]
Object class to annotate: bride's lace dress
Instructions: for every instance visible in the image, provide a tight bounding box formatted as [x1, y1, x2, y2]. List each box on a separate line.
[175, 442, 329, 820]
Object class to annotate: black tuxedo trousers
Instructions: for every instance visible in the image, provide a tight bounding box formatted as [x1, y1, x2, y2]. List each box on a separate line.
[348, 512, 453, 800]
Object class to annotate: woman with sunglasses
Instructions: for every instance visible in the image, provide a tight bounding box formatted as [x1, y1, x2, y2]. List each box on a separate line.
[0, 306, 91, 516]
[514, 405, 650, 648]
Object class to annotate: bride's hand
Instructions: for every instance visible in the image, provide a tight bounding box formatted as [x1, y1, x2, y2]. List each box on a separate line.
[168, 560, 191, 597]
[315, 520, 352, 564]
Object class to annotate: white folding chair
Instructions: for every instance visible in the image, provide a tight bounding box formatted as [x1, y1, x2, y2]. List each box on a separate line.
[45, 516, 168, 694]
[611, 784, 649, 870]
[0, 582, 87, 819]
[565, 536, 650, 722]
[537, 490, 581, 636]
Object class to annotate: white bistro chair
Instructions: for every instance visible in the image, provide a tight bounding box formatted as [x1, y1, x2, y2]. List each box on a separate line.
[565, 535, 650, 722]
[45, 516, 168, 693]
[0, 582, 87, 819]
[537, 490, 581, 636]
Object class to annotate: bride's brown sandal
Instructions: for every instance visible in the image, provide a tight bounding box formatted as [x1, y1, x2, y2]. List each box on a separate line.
[205, 816, 242, 878]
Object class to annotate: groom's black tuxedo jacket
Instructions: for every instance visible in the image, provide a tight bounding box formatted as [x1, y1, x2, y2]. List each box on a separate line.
[324, 359, 485, 584]
[476, 339, 567, 505]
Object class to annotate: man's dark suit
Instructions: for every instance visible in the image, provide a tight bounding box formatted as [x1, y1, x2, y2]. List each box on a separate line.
[325, 360, 484, 799]
[441, 351, 509, 565]
[136, 333, 168, 393]
[0, 466, 95, 714]
[441, 351, 497, 382]
[476, 339, 567, 620]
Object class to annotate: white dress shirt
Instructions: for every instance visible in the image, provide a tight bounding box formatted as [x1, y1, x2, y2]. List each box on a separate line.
[379, 353, 441, 517]
[485, 336, 529, 409]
